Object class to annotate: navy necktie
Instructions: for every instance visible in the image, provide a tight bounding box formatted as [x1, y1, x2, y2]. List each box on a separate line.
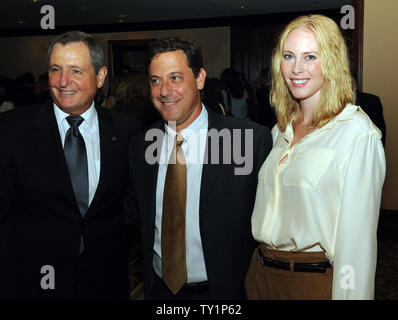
[64, 115, 88, 253]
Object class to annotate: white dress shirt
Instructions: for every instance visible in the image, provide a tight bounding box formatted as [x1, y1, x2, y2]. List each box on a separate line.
[153, 106, 209, 283]
[251, 104, 385, 299]
[54, 103, 101, 205]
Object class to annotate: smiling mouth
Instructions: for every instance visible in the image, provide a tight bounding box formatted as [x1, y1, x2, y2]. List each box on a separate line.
[160, 99, 180, 106]
[291, 79, 309, 86]
[59, 90, 76, 95]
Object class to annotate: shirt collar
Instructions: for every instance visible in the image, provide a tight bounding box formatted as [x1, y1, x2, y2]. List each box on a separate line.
[331, 103, 358, 121]
[53, 102, 97, 129]
[164, 104, 208, 147]
[283, 103, 359, 143]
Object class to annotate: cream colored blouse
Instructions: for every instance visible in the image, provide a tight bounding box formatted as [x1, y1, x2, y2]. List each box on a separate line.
[251, 104, 386, 299]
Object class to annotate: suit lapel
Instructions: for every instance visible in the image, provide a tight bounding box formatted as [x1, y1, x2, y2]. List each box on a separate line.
[86, 107, 113, 216]
[34, 102, 63, 155]
[144, 121, 164, 232]
[199, 111, 224, 213]
[33, 102, 79, 218]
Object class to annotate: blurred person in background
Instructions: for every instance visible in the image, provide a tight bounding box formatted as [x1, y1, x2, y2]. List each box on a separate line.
[220, 68, 248, 119]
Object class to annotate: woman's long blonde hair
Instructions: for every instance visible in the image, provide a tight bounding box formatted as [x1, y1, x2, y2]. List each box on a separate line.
[270, 14, 356, 131]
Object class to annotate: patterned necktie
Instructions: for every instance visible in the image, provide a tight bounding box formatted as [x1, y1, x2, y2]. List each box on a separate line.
[161, 132, 187, 295]
[64, 115, 89, 254]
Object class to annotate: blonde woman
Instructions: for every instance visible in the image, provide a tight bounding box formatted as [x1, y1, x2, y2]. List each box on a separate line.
[245, 14, 385, 300]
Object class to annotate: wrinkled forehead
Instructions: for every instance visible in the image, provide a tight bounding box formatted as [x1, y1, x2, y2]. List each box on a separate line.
[50, 41, 90, 57]
[48, 41, 94, 70]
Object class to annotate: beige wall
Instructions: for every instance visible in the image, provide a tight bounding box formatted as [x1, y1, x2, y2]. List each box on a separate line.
[0, 26, 230, 81]
[363, 0, 398, 210]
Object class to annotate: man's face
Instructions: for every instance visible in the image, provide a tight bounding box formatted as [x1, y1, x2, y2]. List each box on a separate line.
[149, 50, 206, 132]
[48, 41, 107, 115]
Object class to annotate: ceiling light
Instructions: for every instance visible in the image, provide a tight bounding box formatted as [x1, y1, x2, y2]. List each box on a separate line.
[240, 4, 248, 9]
[30, 0, 41, 3]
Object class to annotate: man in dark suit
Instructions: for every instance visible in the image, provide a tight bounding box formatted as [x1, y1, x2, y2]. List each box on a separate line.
[355, 91, 386, 147]
[0, 31, 140, 299]
[125, 37, 272, 299]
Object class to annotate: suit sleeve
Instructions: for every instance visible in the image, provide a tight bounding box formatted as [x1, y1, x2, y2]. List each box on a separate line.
[0, 116, 19, 299]
[124, 137, 140, 229]
[0, 119, 14, 223]
[122, 114, 142, 228]
[374, 97, 386, 147]
[123, 136, 144, 294]
[332, 132, 385, 299]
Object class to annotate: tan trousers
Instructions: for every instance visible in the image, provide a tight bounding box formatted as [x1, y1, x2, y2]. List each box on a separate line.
[245, 244, 333, 300]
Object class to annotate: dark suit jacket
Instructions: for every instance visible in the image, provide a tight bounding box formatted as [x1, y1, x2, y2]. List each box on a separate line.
[355, 91, 386, 147]
[0, 102, 140, 299]
[125, 108, 272, 299]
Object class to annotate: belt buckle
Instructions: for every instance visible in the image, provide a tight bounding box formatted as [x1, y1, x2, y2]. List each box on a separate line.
[258, 249, 289, 271]
[258, 248, 271, 266]
[273, 259, 289, 270]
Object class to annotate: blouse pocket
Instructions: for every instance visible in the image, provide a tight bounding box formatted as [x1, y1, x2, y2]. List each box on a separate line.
[283, 147, 335, 188]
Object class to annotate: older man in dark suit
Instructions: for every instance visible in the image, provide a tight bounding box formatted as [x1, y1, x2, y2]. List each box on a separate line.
[125, 37, 272, 300]
[0, 31, 140, 299]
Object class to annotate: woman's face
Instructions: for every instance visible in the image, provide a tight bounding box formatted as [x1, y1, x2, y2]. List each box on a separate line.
[281, 28, 324, 107]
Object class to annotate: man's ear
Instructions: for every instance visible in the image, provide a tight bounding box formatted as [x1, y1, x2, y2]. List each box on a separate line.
[196, 68, 206, 90]
[96, 66, 108, 88]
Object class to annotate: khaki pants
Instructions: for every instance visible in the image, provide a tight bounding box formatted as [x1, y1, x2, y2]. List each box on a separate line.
[245, 244, 333, 300]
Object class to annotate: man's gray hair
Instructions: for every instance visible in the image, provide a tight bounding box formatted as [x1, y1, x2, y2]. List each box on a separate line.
[47, 31, 105, 74]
